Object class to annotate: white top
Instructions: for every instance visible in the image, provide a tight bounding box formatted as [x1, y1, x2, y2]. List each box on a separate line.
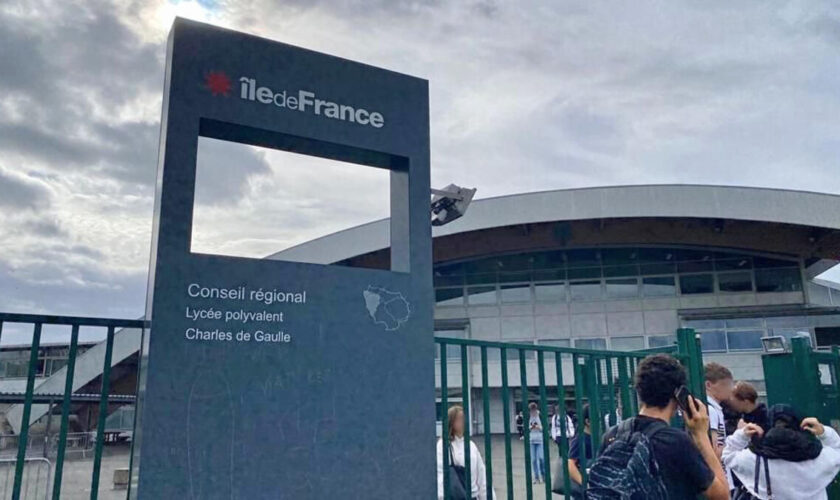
[707, 396, 726, 449]
[551, 414, 571, 440]
[437, 436, 496, 500]
[707, 396, 731, 487]
[723, 426, 840, 500]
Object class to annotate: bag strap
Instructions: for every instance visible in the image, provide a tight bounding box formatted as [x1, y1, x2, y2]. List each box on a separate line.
[640, 419, 669, 440]
[615, 417, 636, 441]
[763, 455, 772, 499]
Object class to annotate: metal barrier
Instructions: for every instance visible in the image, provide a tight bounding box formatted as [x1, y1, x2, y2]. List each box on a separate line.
[0, 313, 146, 500]
[436, 328, 704, 500]
[0, 311, 702, 500]
[0, 457, 51, 500]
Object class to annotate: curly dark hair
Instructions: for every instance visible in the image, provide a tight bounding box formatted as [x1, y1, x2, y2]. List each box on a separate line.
[635, 354, 687, 408]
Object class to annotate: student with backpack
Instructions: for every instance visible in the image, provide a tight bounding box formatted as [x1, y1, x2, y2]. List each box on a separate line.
[586, 354, 729, 500]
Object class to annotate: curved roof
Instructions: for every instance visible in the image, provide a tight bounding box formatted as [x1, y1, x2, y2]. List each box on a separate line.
[269, 184, 840, 265]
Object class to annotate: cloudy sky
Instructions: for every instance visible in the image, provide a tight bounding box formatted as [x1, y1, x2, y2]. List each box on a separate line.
[1, 0, 839, 335]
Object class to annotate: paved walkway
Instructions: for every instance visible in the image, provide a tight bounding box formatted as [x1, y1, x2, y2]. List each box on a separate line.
[474, 434, 567, 500]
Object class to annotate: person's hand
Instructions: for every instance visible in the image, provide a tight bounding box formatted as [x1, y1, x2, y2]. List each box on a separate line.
[743, 423, 764, 439]
[737, 418, 747, 430]
[801, 417, 825, 437]
[683, 395, 709, 439]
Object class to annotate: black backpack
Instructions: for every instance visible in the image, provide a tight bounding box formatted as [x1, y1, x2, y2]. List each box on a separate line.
[585, 418, 669, 500]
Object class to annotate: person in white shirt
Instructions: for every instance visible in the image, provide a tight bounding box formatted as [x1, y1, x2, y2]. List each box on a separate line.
[723, 405, 840, 500]
[436, 405, 496, 500]
[550, 405, 568, 457]
[705, 362, 734, 458]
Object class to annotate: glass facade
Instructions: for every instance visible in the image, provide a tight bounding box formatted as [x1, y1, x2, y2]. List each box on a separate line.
[686, 314, 840, 353]
[434, 246, 802, 305]
[433, 245, 815, 354]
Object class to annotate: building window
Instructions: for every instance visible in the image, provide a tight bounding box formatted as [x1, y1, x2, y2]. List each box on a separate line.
[606, 278, 639, 299]
[700, 331, 727, 352]
[679, 274, 714, 295]
[435, 287, 464, 307]
[642, 276, 676, 297]
[815, 327, 840, 348]
[648, 335, 676, 348]
[539, 339, 571, 348]
[726, 330, 765, 351]
[500, 284, 532, 303]
[574, 338, 607, 350]
[467, 286, 497, 305]
[718, 271, 753, 293]
[535, 282, 566, 302]
[570, 280, 602, 301]
[755, 268, 802, 293]
[610, 336, 645, 351]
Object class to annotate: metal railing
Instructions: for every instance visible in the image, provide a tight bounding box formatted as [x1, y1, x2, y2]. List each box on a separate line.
[0, 311, 703, 500]
[0, 313, 146, 500]
[0, 457, 51, 500]
[436, 328, 704, 500]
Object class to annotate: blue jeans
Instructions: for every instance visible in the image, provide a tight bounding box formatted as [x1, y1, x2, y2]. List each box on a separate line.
[530, 441, 545, 480]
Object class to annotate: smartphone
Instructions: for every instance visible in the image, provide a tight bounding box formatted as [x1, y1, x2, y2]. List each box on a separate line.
[674, 385, 693, 418]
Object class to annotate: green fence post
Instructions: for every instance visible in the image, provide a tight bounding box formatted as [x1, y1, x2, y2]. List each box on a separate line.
[537, 351, 552, 497]
[677, 328, 705, 400]
[617, 356, 632, 419]
[500, 348, 514, 500]
[585, 357, 603, 455]
[791, 337, 819, 417]
[461, 344, 472, 500]
[52, 324, 80, 500]
[519, 348, 533, 499]
[605, 358, 616, 426]
[572, 355, 588, 486]
[440, 341, 450, 499]
[12, 322, 43, 500]
[554, 352, 572, 499]
[628, 358, 639, 415]
[90, 326, 116, 500]
[480, 346, 493, 497]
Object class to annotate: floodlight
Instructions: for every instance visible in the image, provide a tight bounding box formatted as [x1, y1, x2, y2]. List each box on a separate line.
[761, 336, 787, 354]
[431, 184, 476, 226]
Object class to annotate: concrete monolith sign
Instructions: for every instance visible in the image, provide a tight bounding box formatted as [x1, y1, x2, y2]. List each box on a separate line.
[132, 18, 434, 499]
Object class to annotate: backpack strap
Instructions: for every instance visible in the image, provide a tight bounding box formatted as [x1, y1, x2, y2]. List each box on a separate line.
[615, 417, 668, 442]
[762, 455, 772, 499]
[639, 419, 669, 441]
[615, 417, 636, 441]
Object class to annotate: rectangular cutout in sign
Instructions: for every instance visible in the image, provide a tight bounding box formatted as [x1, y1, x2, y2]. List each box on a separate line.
[192, 136, 391, 261]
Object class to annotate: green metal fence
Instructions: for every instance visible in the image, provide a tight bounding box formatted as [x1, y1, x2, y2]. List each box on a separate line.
[0, 313, 146, 500]
[436, 328, 704, 500]
[0, 310, 703, 500]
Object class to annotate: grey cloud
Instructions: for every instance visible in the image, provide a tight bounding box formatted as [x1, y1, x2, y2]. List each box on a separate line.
[194, 138, 272, 206]
[0, 0, 163, 184]
[0, 167, 51, 209]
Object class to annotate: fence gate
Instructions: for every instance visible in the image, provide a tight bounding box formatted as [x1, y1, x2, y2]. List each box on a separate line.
[436, 328, 704, 500]
[763, 336, 840, 499]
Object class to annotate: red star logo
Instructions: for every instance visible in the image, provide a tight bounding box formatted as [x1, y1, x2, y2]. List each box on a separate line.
[204, 70, 232, 96]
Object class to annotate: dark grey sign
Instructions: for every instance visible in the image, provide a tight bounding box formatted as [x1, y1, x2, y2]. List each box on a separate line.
[132, 18, 434, 499]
